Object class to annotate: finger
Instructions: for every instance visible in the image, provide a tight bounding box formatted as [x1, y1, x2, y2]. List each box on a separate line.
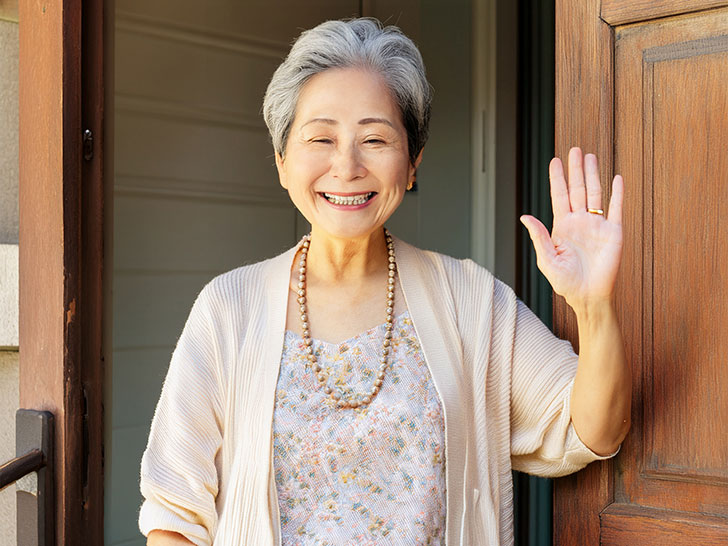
[607, 174, 624, 226]
[549, 158, 571, 222]
[584, 153, 602, 210]
[520, 215, 557, 269]
[568, 147, 587, 211]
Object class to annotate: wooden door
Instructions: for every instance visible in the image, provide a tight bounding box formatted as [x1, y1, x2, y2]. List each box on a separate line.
[553, 1, 728, 544]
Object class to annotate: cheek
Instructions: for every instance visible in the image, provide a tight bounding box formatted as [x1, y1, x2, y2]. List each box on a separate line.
[382, 159, 413, 190]
[289, 156, 330, 188]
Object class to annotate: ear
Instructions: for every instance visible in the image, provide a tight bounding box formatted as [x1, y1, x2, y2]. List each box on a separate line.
[407, 149, 424, 189]
[275, 151, 288, 190]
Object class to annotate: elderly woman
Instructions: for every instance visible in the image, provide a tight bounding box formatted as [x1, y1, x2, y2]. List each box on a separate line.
[140, 18, 629, 546]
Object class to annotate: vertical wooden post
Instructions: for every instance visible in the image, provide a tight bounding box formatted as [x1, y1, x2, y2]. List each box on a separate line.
[552, 0, 614, 544]
[18, 0, 106, 542]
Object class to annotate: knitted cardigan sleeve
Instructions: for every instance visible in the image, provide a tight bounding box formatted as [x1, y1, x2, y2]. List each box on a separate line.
[138, 283, 224, 545]
[492, 280, 616, 477]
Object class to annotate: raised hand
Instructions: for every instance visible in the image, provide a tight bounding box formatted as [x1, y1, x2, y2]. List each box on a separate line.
[520, 147, 624, 309]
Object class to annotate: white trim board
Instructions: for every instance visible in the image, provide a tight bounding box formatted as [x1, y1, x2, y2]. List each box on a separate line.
[470, 0, 497, 271]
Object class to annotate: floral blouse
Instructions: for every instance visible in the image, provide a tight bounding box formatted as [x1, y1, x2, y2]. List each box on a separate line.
[272, 311, 447, 545]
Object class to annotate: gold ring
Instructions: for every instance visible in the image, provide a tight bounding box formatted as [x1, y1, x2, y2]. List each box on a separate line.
[587, 208, 604, 215]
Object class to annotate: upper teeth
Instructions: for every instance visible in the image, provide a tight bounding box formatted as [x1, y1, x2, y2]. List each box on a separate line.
[324, 192, 372, 205]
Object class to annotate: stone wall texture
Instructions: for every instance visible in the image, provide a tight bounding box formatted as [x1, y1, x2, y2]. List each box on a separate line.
[0, 17, 19, 546]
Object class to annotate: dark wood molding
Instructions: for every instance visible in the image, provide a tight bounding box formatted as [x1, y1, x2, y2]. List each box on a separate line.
[80, 0, 106, 542]
[19, 0, 106, 542]
[601, 0, 728, 26]
[601, 504, 728, 543]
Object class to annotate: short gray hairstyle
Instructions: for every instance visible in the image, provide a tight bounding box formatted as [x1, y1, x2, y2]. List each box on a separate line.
[263, 18, 432, 164]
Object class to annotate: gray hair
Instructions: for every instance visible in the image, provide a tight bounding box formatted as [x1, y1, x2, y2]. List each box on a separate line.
[263, 18, 432, 164]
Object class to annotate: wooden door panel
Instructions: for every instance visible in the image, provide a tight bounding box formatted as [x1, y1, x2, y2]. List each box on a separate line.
[602, 0, 728, 25]
[614, 9, 728, 528]
[555, 2, 728, 544]
[648, 44, 728, 485]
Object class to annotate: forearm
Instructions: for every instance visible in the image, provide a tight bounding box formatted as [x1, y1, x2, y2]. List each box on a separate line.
[147, 530, 194, 545]
[570, 299, 631, 456]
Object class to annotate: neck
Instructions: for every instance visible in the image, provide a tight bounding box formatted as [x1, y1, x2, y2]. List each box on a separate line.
[304, 226, 389, 283]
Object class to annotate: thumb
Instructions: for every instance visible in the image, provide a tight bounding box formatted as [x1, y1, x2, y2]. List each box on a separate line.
[520, 215, 556, 268]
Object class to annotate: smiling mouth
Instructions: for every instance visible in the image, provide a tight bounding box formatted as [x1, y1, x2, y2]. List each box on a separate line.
[322, 192, 376, 206]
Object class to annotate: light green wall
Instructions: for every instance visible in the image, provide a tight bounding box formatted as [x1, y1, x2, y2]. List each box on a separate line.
[494, 0, 519, 286]
[395, 0, 516, 275]
[413, 0, 472, 258]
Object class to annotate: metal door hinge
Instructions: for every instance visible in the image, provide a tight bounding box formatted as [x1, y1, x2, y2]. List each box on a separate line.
[83, 129, 93, 161]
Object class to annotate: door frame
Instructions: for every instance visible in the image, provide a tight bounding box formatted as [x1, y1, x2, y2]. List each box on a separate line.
[18, 0, 107, 542]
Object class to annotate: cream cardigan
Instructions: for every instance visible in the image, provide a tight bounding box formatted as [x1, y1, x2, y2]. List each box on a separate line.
[139, 237, 611, 545]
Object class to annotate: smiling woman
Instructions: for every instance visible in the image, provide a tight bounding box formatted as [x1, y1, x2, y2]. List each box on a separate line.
[139, 18, 629, 546]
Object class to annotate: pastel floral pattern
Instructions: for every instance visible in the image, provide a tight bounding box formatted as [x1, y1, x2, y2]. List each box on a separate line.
[273, 311, 447, 545]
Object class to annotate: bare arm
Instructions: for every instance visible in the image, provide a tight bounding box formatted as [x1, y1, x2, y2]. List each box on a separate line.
[521, 147, 631, 456]
[570, 300, 630, 455]
[147, 530, 194, 545]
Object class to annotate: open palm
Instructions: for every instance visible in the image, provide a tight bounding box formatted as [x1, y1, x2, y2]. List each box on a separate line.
[521, 147, 624, 308]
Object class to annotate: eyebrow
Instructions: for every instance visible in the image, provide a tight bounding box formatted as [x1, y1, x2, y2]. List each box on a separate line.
[301, 118, 337, 128]
[359, 117, 395, 128]
[300, 117, 395, 129]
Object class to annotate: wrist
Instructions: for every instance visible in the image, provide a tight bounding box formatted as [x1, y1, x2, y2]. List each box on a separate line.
[570, 296, 616, 325]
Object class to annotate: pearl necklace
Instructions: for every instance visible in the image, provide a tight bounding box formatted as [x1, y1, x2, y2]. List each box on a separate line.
[296, 229, 396, 409]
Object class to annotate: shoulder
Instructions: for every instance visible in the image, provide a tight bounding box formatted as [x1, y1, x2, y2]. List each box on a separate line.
[395, 237, 498, 295]
[396, 238, 518, 329]
[203, 245, 295, 301]
[190, 245, 296, 326]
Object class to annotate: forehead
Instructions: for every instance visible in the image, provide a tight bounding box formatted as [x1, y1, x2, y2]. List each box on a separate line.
[293, 67, 403, 127]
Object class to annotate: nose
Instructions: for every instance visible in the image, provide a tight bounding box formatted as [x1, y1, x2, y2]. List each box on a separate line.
[330, 143, 367, 181]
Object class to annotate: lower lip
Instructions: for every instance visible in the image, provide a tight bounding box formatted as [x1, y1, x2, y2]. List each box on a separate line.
[319, 193, 377, 210]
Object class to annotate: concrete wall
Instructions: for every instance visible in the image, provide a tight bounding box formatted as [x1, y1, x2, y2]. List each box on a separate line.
[0, 15, 19, 546]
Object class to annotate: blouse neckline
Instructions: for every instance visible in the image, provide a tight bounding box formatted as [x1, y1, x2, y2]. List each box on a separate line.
[284, 310, 411, 347]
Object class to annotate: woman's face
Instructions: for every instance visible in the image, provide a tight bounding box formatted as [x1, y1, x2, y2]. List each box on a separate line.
[276, 67, 421, 241]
